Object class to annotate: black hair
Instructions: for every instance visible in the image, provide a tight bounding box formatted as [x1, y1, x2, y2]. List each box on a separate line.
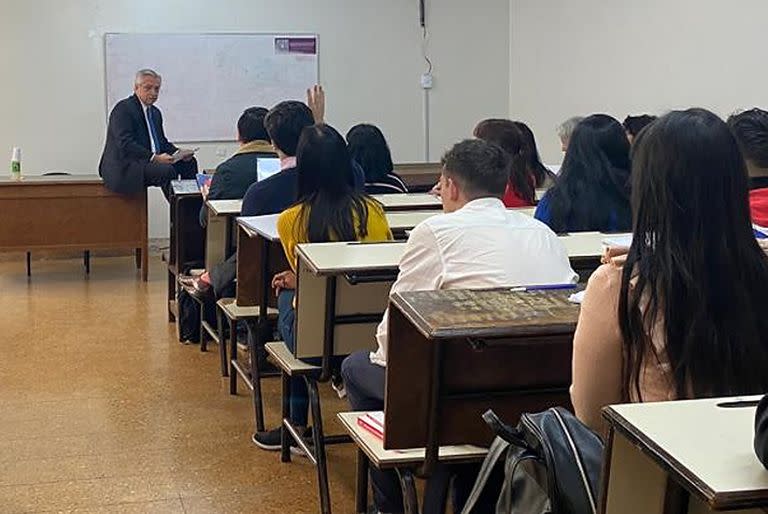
[295, 124, 374, 242]
[237, 107, 269, 143]
[474, 119, 535, 204]
[623, 115, 658, 138]
[727, 108, 768, 169]
[264, 101, 315, 156]
[543, 114, 631, 233]
[619, 108, 768, 401]
[513, 121, 557, 188]
[346, 124, 394, 182]
[441, 139, 510, 199]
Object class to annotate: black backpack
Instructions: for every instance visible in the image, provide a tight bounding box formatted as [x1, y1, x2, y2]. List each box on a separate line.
[462, 408, 603, 514]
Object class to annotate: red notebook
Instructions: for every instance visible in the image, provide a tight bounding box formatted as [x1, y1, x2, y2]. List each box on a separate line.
[357, 412, 385, 440]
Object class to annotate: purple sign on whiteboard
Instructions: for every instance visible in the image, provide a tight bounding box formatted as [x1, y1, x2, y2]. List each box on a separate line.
[275, 37, 317, 55]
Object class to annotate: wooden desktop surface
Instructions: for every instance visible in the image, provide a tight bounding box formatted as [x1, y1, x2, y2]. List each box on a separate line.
[207, 199, 242, 216]
[604, 396, 768, 510]
[372, 192, 442, 211]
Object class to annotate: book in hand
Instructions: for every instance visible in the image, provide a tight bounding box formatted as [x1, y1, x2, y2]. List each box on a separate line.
[172, 147, 198, 163]
[196, 173, 213, 199]
[357, 411, 385, 440]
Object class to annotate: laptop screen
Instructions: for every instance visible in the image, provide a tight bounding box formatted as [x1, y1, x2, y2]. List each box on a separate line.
[257, 157, 281, 182]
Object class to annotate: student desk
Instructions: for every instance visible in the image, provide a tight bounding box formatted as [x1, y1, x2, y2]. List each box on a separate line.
[205, 198, 242, 269]
[393, 163, 442, 192]
[371, 193, 442, 212]
[0, 174, 148, 280]
[167, 180, 205, 322]
[601, 396, 768, 513]
[341, 288, 580, 514]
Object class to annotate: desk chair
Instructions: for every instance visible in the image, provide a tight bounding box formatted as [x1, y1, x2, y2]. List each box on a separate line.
[264, 256, 396, 514]
[25, 172, 91, 277]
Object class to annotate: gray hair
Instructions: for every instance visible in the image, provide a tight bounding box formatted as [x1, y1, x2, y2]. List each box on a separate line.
[134, 69, 161, 85]
[557, 116, 583, 141]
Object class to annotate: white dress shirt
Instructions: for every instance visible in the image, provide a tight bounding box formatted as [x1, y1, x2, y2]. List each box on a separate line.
[370, 197, 578, 367]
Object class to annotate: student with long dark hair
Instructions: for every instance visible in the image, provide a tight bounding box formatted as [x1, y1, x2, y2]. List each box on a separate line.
[253, 123, 393, 451]
[346, 124, 408, 194]
[571, 108, 768, 433]
[514, 120, 557, 188]
[474, 118, 536, 207]
[623, 114, 657, 144]
[534, 114, 631, 233]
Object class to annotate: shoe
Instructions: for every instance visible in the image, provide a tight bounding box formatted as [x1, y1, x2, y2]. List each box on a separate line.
[252, 426, 313, 457]
[331, 375, 347, 399]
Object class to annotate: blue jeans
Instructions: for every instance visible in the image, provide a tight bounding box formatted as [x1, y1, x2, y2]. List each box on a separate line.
[277, 289, 311, 427]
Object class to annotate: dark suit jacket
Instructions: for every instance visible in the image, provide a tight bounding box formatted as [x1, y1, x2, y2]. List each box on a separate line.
[755, 395, 768, 468]
[99, 94, 177, 194]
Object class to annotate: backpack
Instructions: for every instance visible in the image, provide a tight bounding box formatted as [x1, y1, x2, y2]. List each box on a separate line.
[177, 288, 200, 343]
[462, 408, 603, 514]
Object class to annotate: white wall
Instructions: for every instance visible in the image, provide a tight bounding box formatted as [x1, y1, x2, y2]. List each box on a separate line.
[0, 0, 509, 238]
[510, 0, 768, 162]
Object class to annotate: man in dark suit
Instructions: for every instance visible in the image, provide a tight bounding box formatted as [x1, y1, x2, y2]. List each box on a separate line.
[99, 69, 198, 198]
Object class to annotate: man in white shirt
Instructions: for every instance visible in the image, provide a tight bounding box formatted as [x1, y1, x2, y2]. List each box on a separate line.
[341, 138, 577, 514]
[99, 69, 198, 198]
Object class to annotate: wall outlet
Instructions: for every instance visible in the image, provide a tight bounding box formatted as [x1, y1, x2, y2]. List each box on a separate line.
[216, 146, 226, 157]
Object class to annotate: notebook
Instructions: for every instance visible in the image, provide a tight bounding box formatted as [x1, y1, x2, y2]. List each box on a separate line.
[196, 173, 213, 199]
[357, 411, 385, 440]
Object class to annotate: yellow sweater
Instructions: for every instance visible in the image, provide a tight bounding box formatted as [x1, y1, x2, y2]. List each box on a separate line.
[277, 198, 393, 271]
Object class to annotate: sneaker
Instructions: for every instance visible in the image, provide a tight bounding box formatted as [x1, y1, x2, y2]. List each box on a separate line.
[331, 375, 347, 399]
[252, 426, 313, 455]
[289, 427, 314, 458]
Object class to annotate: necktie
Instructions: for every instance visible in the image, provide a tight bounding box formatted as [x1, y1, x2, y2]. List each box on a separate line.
[146, 107, 161, 153]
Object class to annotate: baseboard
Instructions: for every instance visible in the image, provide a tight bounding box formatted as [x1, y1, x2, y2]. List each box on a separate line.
[0, 238, 170, 262]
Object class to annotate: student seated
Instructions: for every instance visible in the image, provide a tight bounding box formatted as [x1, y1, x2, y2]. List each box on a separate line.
[341, 139, 577, 514]
[180, 99, 315, 299]
[534, 114, 631, 233]
[756, 395, 768, 469]
[347, 124, 408, 194]
[473, 118, 536, 207]
[623, 114, 657, 144]
[571, 108, 768, 435]
[557, 116, 583, 152]
[514, 120, 558, 188]
[198, 106, 273, 226]
[727, 108, 768, 227]
[252, 124, 393, 450]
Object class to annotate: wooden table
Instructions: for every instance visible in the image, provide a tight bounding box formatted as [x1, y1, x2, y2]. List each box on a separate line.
[602, 396, 768, 513]
[0, 174, 148, 280]
[205, 198, 242, 269]
[393, 163, 442, 192]
[371, 193, 442, 211]
[167, 180, 205, 321]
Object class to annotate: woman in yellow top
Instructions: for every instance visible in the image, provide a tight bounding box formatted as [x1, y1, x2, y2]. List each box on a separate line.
[254, 123, 392, 451]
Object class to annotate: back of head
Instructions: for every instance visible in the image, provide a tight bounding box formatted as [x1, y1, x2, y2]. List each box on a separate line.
[620, 107, 768, 401]
[557, 116, 584, 145]
[513, 121, 555, 187]
[264, 101, 314, 157]
[441, 139, 510, 200]
[547, 114, 631, 232]
[623, 114, 658, 138]
[295, 124, 369, 242]
[473, 118, 534, 203]
[237, 107, 269, 143]
[727, 108, 768, 170]
[346, 124, 394, 182]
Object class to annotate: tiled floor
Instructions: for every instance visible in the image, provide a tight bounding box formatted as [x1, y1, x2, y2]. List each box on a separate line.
[0, 255, 357, 513]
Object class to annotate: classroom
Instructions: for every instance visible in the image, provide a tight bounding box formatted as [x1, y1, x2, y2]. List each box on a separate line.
[2, 1, 768, 513]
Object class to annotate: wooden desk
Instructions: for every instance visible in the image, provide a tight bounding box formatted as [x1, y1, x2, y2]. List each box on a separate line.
[167, 180, 205, 322]
[205, 199, 242, 269]
[372, 193, 442, 212]
[602, 396, 768, 513]
[0, 175, 148, 280]
[393, 162, 442, 192]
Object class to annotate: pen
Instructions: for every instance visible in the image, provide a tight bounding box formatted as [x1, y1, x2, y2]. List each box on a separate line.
[509, 283, 578, 292]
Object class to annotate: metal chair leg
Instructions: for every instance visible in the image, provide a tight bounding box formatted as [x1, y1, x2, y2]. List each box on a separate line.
[135, 248, 141, 269]
[356, 449, 370, 514]
[229, 319, 238, 394]
[308, 378, 332, 514]
[199, 301, 208, 352]
[398, 469, 420, 514]
[216, 306, 228, 377]
[26, 252, 31, 277]
[281, 371, 292, 463]
[83, 250, 90, 274]
[248, 321, 265, 432]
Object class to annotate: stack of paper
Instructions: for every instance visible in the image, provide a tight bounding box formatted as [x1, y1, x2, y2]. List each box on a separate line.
[357, 411, 385, 440]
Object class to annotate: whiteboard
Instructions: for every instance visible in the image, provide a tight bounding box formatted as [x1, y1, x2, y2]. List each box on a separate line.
[105, 33, 319, 142]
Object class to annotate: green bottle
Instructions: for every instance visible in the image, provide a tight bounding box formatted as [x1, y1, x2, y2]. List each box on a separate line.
[10, 147, 21, 179]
